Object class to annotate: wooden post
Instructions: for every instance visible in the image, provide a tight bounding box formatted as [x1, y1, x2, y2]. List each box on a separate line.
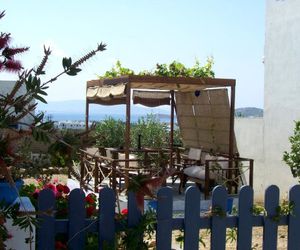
[249, 159, 254, 188]
[85, 98, 89, 132]
[169, 91, 175, 169]
[125, 83, 131, 188]
[94, 159, 99, 192]
[204, 161, 210, 199]
[228, 83, 236, 194]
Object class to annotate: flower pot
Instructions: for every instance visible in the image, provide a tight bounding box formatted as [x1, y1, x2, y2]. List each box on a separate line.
[0, 180, 24, 204]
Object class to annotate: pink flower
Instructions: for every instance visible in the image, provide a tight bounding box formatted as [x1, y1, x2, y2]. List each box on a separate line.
[52, 177, 59, 184]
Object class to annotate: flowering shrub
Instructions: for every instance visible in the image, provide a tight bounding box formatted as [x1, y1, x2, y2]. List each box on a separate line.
[20, 181, 97, 219]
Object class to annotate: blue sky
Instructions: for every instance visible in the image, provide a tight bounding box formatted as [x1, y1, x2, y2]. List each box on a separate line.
[1, 1, 265, 108]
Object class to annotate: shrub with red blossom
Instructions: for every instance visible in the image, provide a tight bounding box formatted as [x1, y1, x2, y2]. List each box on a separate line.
[21, 182, 97, 219]
[0, 22, 29, 73]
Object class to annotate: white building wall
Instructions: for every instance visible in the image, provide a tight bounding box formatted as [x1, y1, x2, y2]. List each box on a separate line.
[235, 118, 266, 201]
[263, 0, 299, 194]
[0, 80, 34, 129]
[236, 0, 300, 201]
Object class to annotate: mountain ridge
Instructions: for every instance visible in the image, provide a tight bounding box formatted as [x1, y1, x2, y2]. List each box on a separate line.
[38, 100, 263, 118]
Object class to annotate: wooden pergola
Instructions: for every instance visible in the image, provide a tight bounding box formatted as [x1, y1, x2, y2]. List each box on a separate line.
[85, 75, 236, 186]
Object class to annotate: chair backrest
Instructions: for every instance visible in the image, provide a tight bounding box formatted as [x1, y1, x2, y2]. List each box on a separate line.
[187, 148, 202, 161]
[118, 153, 138, 168]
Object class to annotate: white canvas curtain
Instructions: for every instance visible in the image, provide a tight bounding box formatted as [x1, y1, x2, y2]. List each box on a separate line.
[175, 89, 237, 154]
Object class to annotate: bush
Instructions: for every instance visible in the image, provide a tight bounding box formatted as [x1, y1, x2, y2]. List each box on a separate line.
[95, 115, 183, 150]
[283, 121, 300, 181]
[95, 117, 125, 148]
[131, 114, 169, 149]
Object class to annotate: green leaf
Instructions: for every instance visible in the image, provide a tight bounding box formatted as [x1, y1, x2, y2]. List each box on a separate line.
[62, 57, 72, 70]
[33, 94, 47, 104]
[66, 67, 81, 76]
[38, 90, 48, 96]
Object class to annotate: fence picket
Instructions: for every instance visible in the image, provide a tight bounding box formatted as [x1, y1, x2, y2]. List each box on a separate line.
[211, 185, 227, 250]
[99, 187, 115, 249]
[128, 191, 142, 227]
[288, 185, 300, 250]
[237, 185, 253, 249]
[68, 189, 86, 250]
[35, 185, 300, 249]
[37, 189, 56, 250]
[263, 185, 279, 250]
[156, 187, 173, 250]
[184, 186, 200, 250]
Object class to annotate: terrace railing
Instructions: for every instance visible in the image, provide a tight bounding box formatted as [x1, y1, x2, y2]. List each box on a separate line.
[37, 185, 300, 249]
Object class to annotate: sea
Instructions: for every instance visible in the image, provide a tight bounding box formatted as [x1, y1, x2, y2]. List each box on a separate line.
[48, 113, 173, 123]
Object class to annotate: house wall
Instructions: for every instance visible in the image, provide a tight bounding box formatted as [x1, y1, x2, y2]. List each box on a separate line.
[263, 0, 300, 194]
[235, 118, 266, 201]
[235, 0, 300, 201]
[0, 80, 34, 129]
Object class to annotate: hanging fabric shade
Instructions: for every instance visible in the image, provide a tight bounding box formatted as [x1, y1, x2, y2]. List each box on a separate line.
[175, 88, 238, 155]
[86, 83, 127, 105]
[132, 90, 170, 107]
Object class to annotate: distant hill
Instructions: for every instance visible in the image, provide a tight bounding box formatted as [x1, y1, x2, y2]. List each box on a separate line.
[38, 100, 263, 120]
[235, 107, 263, 117]
[37, 100, 170, 121]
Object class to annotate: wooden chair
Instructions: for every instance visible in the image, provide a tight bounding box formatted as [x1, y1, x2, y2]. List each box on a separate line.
[172, 147, 202, 188]
[179, 152, 254, 198]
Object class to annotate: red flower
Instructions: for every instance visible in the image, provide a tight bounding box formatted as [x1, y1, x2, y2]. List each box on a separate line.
[85, 193, 96, 204]
[121, 208, 128, 215]
[56, 184, 64, 193]
[45, 183, 56, 193]
[62, 185, 70, 194]
[86, 206, 96, 217]
[55, 192, 63, 199]
[32, 189, 40, 199]
[3, 60, 22, 72]
[55, 240, 67, 250]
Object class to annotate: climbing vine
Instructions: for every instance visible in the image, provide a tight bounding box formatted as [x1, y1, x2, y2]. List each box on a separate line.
[100, 58, 215, 78]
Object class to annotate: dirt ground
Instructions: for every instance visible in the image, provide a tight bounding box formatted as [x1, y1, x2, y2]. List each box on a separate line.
[171, 226, 288, 249]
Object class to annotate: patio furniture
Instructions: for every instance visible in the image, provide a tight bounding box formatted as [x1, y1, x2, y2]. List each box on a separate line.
[172, 147, 202, 185]
[85, 76, 238, 188]
[178, 151, 254, 198]
[78, 147, 164, 193]
[84, 75, 255, 194]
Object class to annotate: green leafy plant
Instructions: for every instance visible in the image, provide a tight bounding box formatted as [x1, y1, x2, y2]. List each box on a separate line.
[118, 209, 156, 249]
[251, 204, 267, 216]
[101, 58, 214, 79]
[131, 114, 169, 149]
[175, 229, 207, 249]
[102, 60, 135, 78]
[48, 129, 81, 168]
[283, 121, 300, 180]
[95, 117, 125, 148]
[271, 200, 295, 223]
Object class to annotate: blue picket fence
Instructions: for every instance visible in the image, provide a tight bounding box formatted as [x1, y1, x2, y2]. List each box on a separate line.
[37, 185, 300, 249]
